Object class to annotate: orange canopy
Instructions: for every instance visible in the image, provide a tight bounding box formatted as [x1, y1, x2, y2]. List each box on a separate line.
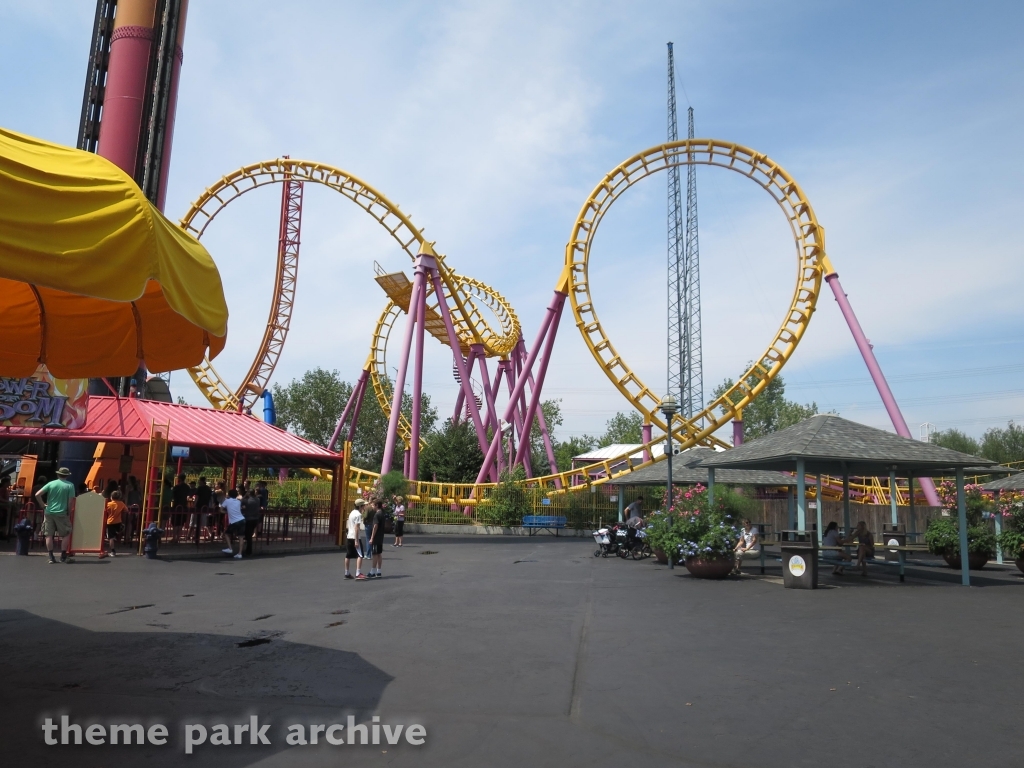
[0, 127, 228, 377]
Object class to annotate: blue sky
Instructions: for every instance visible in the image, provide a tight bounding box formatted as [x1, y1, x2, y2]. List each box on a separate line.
[2, 0, 1022, 443]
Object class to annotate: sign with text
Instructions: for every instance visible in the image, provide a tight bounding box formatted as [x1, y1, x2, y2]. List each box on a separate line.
[0, 365, 88, 429]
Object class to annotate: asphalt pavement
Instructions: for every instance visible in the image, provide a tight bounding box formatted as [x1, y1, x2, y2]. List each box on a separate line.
[1, 536, 1022, 767]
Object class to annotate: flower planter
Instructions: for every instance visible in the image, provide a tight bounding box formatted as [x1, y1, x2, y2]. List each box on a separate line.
[942, 552, 989, 571]
[653, 548, 668, 565]
[683, 556, 733, 579]
[1015, 558, 1024, 575]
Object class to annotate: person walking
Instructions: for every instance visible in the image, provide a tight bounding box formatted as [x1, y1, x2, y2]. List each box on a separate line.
[100, 490, 127, 558]
[220, 488, 245, 559]
[392, 496, 405, 547]
[35, 467, 76, 564]
[241, 488, 262, 557]
[369, 501, 387, 578]
[345, 498, 367, 580]
[170, 473, 190, 542]
[255, 480, 269, 512]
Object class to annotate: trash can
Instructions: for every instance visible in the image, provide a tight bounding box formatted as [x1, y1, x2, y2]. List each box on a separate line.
[881, 524, 905, 562]
[780, 529, 818, 589]
[143, 523, 164, 560]
[14, 518, 33, 556]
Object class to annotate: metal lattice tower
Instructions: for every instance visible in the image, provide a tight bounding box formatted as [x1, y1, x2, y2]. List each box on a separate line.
[666, 43, 704, 419]
[683, 105, 703, 418]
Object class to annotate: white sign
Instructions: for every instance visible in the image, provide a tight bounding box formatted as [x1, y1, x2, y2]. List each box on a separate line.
[788, 555, 806, 577]
[887, 537, 900, 552]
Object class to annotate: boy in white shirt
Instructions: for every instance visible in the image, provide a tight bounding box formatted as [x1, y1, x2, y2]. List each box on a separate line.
[221, 489, 245, 560]
[345, 498, 367, 580]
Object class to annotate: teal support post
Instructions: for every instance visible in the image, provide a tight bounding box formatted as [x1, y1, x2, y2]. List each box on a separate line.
[994, 491, 1003, 564]
[956, 467, 970, 586]
[815, 474, 823, 543]
[842, 471, 851, 556]
[908, 476, 916, 542]
[796, 459, 806, 532]
[708, 467, 715, 508]
[889, 470, 899, 527]
[617, 492, 624, 523]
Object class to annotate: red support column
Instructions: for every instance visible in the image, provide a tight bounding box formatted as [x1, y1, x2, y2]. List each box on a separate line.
[97, 0, 157, 176]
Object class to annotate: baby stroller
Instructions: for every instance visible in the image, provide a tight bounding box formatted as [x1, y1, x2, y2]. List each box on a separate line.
[593, 525, 620, 557]
[616, 526, 652, 560]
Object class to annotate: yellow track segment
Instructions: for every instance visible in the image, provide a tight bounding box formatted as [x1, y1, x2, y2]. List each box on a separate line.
[179, 158, 521, 412]
[566, 139, 827, 450]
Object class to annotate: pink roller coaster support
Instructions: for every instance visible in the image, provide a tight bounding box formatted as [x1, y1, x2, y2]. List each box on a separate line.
[475, 291, 563, 485]
[347, 376, 366, 444]
[513, 294, 567, 469]
[430, 270, 492, 478]
[329, 369, 368, 451]
[474, 345, 501, 436]
[409, 263, 428, 481]
[516, 339, 560, 483]
[825, 273, 940, 507]
[732, 418, 744, 447]
[452, 378, 465, 425]
[381, 265, 425, 474]
[642, 423, 652, 463]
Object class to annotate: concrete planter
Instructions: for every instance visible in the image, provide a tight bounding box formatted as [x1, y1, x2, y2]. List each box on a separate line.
[942, 552, 989, 570]
[683, 556, 733, 579]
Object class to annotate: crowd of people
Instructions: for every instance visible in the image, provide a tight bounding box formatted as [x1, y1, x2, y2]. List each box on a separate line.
[29, 468, 272, 561]
[344, 494, 405, 581]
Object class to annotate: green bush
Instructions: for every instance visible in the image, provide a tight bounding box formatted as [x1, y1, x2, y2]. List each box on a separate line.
[669, 484, 741, 561]
[479, 466, 529, 526]
[927, 480, 995, 557]
[925, 517, 996, 557]
[996, 491, 1024, 560]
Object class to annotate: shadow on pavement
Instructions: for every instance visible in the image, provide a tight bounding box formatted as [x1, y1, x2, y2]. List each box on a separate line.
[0, 609, 393, 767]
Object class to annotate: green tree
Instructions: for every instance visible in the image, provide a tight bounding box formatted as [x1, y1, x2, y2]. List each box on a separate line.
[349, 388, 437, 473]
[419, 418, 485, 482]
[554, 434, 598, 472]
[931, 428, 981, 456]
[598, 411, 644, 447]
[528, 399, 564, 473]
[711, 364, 818, 441]
[980, 421, 1024, 464]
[272, 368, 351, 447]
[273, 369, 437, 471]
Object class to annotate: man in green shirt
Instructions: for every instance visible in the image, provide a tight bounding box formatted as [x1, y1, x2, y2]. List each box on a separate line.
[35, 467, 77, 564]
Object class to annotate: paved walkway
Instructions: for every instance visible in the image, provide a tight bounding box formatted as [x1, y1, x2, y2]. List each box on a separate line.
[1, 537, 1021, 767]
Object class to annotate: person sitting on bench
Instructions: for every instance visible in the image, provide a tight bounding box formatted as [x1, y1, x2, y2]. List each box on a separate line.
[732, 519, 760, 574]
[851, 520, 875, 576]
[821, 521, 853, 575]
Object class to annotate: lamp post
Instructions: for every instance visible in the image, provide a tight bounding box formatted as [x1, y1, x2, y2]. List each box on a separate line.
[660, 394, 679, 570]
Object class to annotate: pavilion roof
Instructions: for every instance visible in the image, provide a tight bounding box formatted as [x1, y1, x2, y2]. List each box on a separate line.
[698, 414, 995, 477]
[605, 446, 796, 487]
[0, 396, 341, 469]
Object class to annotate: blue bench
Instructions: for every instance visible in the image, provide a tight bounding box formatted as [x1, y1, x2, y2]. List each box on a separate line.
[522, 515, 567, 536]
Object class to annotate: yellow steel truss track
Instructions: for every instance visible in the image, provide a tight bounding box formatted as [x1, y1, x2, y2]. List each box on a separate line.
[179, 158, 522, 412]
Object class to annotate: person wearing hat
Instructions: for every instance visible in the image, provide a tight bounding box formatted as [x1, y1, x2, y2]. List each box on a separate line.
[35, 467, 77, 564]
[345, 498, 368, 580]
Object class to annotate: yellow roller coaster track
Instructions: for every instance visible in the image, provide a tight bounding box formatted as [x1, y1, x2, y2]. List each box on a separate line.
[179, 158, 522, 411]
[179, 146, 907, 506]
[383, 138, 832, 503]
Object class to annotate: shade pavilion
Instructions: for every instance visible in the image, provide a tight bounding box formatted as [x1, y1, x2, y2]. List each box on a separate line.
[698, 414, 997, 586]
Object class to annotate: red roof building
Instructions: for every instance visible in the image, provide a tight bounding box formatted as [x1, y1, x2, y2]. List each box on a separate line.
[0, 396, 342, 470]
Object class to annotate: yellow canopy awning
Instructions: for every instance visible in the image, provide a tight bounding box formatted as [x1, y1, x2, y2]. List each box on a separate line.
[0, 126, 228, 378]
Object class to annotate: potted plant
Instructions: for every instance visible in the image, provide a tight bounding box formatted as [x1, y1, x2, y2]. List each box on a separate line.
[671, 484, 741, 579]
[925, 481, 995, 570]
[644, 509, 682, 565]
[995, 491, 1024, 574]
